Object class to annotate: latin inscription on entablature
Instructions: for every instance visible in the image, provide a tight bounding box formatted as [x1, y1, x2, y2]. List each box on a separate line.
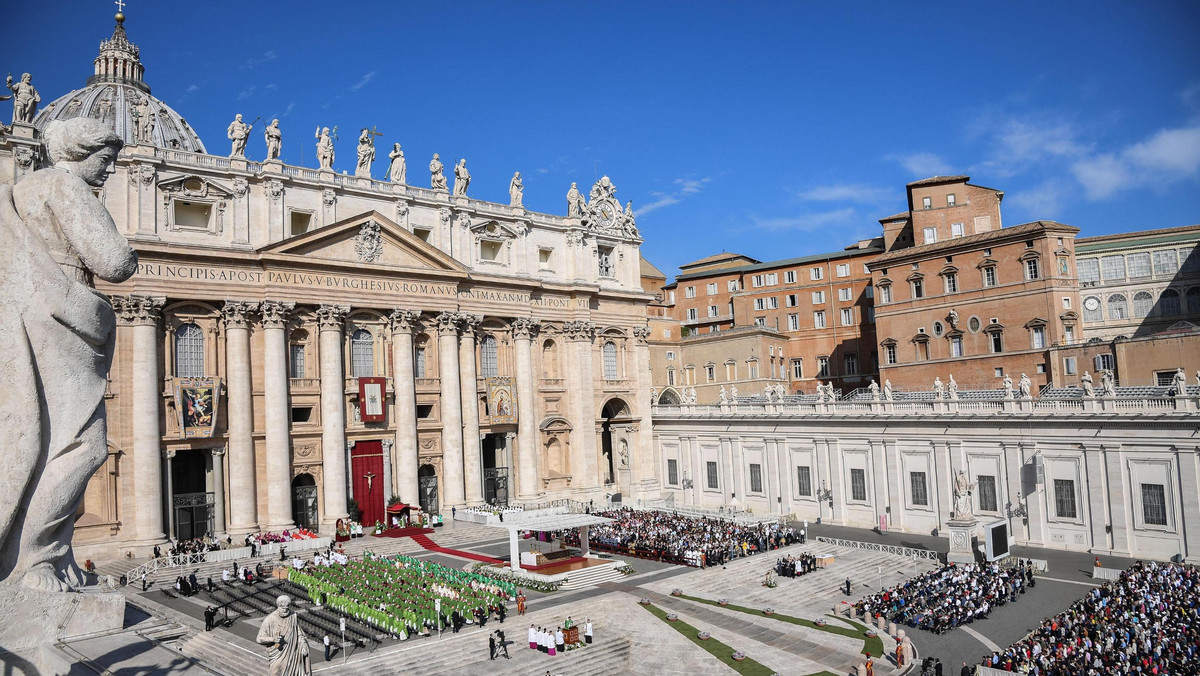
[134, 262, 458, 296]
[458, 288, 587, 308]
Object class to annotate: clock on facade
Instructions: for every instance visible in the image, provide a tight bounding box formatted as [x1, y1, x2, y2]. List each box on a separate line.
[1083, 297, 1100, 311]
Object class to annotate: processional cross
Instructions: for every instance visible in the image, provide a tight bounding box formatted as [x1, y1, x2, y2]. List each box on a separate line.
[363, 471, 376, 494]
[368, 125, 384, 142]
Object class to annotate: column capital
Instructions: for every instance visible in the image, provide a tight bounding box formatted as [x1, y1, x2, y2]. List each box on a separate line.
[632, 325, 652, 345]
[221, 300, 259, 329]
[435, 311, 460, 336]
[110, 294, 165, 326]
[260, 300, 296, 328]
[316, 304, 351, 330]
[456, 312, 483, 335]
[388, 308, 422, 333]
[211, 445, 227, 457]
[511, 317, 541, 340]
[563, 320, 596, 342]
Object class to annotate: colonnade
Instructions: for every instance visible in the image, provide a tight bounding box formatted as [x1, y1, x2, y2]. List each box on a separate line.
[111, 294, 649, 542]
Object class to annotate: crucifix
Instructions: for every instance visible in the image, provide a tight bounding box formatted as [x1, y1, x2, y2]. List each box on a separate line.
[367, 125, 384, 142]
[363, 471, 376, 494]
[115, 0, 126, 12]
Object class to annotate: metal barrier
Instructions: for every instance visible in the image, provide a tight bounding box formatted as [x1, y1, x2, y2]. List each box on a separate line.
[814, 536, 941, 561]
[1092, 565, 1121, 581]
[978, 666, 1026, 676]
[123, 537, 331, 586]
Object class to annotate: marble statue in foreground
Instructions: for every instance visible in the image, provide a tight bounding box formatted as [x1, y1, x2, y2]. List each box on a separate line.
[257, 595, 313, 676]
[0, 117, 138, 592]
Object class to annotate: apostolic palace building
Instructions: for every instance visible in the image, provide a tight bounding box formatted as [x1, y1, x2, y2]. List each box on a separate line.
[0, 16, 657, 558]
[2, 13, 1200, 567]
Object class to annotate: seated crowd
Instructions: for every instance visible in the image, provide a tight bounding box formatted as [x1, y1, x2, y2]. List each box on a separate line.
[288, 552, 515, 640]
[987, 561, 1199, 675]
[855, 560, 1034, 634]
[560, 508, 801, 567]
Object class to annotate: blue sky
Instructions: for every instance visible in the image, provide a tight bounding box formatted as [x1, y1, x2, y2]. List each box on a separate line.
[6, 1, 1199, 278]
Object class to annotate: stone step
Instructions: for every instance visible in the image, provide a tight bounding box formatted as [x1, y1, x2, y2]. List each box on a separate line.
[558, 565, 629, 590]
[178, 630, 269, 676]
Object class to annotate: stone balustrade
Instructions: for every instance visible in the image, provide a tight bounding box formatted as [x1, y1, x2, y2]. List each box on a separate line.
[654, 394, 1199, 417]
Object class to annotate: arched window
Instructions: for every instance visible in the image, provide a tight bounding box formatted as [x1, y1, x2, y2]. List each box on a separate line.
[1188, 288, 1200, 314]
[175, 323, 205, 377]
[480, 334, 498, 378]
[1160, 289, 1181, 316]
[602, 341, 618, 379]
[541, 339, 559, 379]
[350, 328, 374, 377]
[1133, 291, 1153, 318]
[1107, 294, 1128, 320]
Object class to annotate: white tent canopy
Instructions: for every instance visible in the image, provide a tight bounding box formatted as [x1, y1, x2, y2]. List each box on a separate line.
[483, 513, 614, 571]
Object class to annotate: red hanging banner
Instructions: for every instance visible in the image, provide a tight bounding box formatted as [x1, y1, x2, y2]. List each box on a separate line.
[358, 377, 387, 423]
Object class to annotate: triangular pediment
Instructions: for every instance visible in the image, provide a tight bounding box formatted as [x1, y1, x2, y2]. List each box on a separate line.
[259, 211, 467, 273]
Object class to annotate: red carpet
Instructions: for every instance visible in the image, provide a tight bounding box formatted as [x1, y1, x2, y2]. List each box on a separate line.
[373, 526, 435, 538]
[408, 533, 504, 564]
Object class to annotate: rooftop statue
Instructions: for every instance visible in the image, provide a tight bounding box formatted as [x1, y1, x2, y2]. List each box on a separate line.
[429, 153, 446, 191]
[264, 119, 282, 160]
[1101, 369, 1116, 397]
[1080, 370, 1095, 397]
[227, 113, 255, 158]
[355, 128, 376, 178]
[566, 182, 584, 216]
[509, 171, 523, 207]
[314, 126, 334, 171]
[453, 158, 470, 196]
[0, 118, 137, 591]
[948, 374, 959, 400]
[6, 73, 40, 125]
[387, 143, 406, 184]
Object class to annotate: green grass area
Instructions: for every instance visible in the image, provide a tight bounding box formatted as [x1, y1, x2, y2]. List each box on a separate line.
[678, 595, 883, 656]
[639, 602, 777, 676]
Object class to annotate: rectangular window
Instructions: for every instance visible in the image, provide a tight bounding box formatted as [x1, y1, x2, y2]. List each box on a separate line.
[289, 343, 306, 379]
[765, 273, 778, 285]
[1095, 353, 1116, 371]
[838, 287, 853, 301]
[1031, 326, 1046, 349]
[767, 296, 779, 309]
[1062, 297, 1072, 309]
[922, 196, 932, 209]
[667, 459, 679, 486]
[1126, 252, 1151, 278]
[1064, 326, 1075, 344]
[813, 311, 826, 329]
[1100, 255, 1126, 281]
[706, 461, 719, 490]
[923, 227, 938, 244]
[754, 298, 766, 311]
[950, 336, 963, 357]
[1077, 258, 1100, 284]
[1142, 483, 1168, 526]
[414, 347, 427, 378]
[944, 273, 958, 293]
[817, 356, 829, 377]
[1153, 250, 1179, 276]
[810, 267, 824, 281]
[538, 247, 553, 270]
[748, 361, 759, 378]
[836, 263, 850, 277]
[865, 285, 874, 299]
[787, 314, 800, 331]
[912, 279, 924, 298]
[665, 351, 676, 361]
[749, 464, 763, 493]
[1054, 479, 1077, 519]
[844, 353, 858, 374]
[708, 305, 719, 317]
[685, 286, 696, 298]
[791, 359, 803, 379]
[667, 369, 676, 386]
[951, 222, 964, 238]
[754, 317, 766, 326]
[728, 279, 739, 292]
[786, 294, 798, 307]
[479, 240, 502, 262]
[668, 290, 676, 305]
[289, 210, 314, 237]
[910, 471, 928, 506]
[784, 271, 796, 284]
[885, 344, 897, 365]
[880, 285, 892, 304]
[1025, 258, 1040, 280]
[850, 468, 867, 501]
[812, 291, 825, 304]
[983, 267, 997, 287]
[797, 466, 812, 497]
[840, 308, 853, 326]
[978, 475, 998, 512]
[990, 332, 1003, 353]
[946, 193, 956, 206]
[687, 308, 698, 321]
[597, 246, 614, 277]
[752, 275, 764, 288]
[706, 282, 718, 295]
[706, 365, 715, 382]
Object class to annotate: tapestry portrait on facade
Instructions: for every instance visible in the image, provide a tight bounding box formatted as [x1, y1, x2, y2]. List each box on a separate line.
[174, 377, 220, 438]
[487, 376, 517, 424]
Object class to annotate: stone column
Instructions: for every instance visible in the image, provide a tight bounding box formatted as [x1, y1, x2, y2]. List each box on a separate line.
[165, 450, 176, 539]
[389, 309, 421, 505]
[565, 321, 598, 488]
[458, 314, 484, 506]
[211, 446, 227, 537]
[631, 326, 654, 495]
[113, 295, 167, 545]
[261, 300, 296, 531]
[318, 304, 351, 531]
[512, 318, 541, 500]
[436, 312, 466, 509]
[222, 300, 259, 534]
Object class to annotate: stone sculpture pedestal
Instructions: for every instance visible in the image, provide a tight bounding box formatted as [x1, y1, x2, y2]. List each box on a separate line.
[0, 582, 126, 674]
[946, 518, 978, 565]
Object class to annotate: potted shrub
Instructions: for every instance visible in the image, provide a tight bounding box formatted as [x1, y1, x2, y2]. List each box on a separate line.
[732, 651, 747, 662]
[638, 597, 651, 605]
[718, 598, 729, 606]
[865, 630, 878, 638]
[814, 618, 827, 627]
[666, 613, 679, 622]
[763, 607, 774, 616]
[671, 588, 683, 597]
[697, 631, 711, 640]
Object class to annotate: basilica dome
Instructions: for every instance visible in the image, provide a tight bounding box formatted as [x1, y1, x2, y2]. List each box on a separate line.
[33, 14, 206, 153]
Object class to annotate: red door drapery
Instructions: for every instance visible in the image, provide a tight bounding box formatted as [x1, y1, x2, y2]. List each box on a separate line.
[350, 440, 385, 526]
